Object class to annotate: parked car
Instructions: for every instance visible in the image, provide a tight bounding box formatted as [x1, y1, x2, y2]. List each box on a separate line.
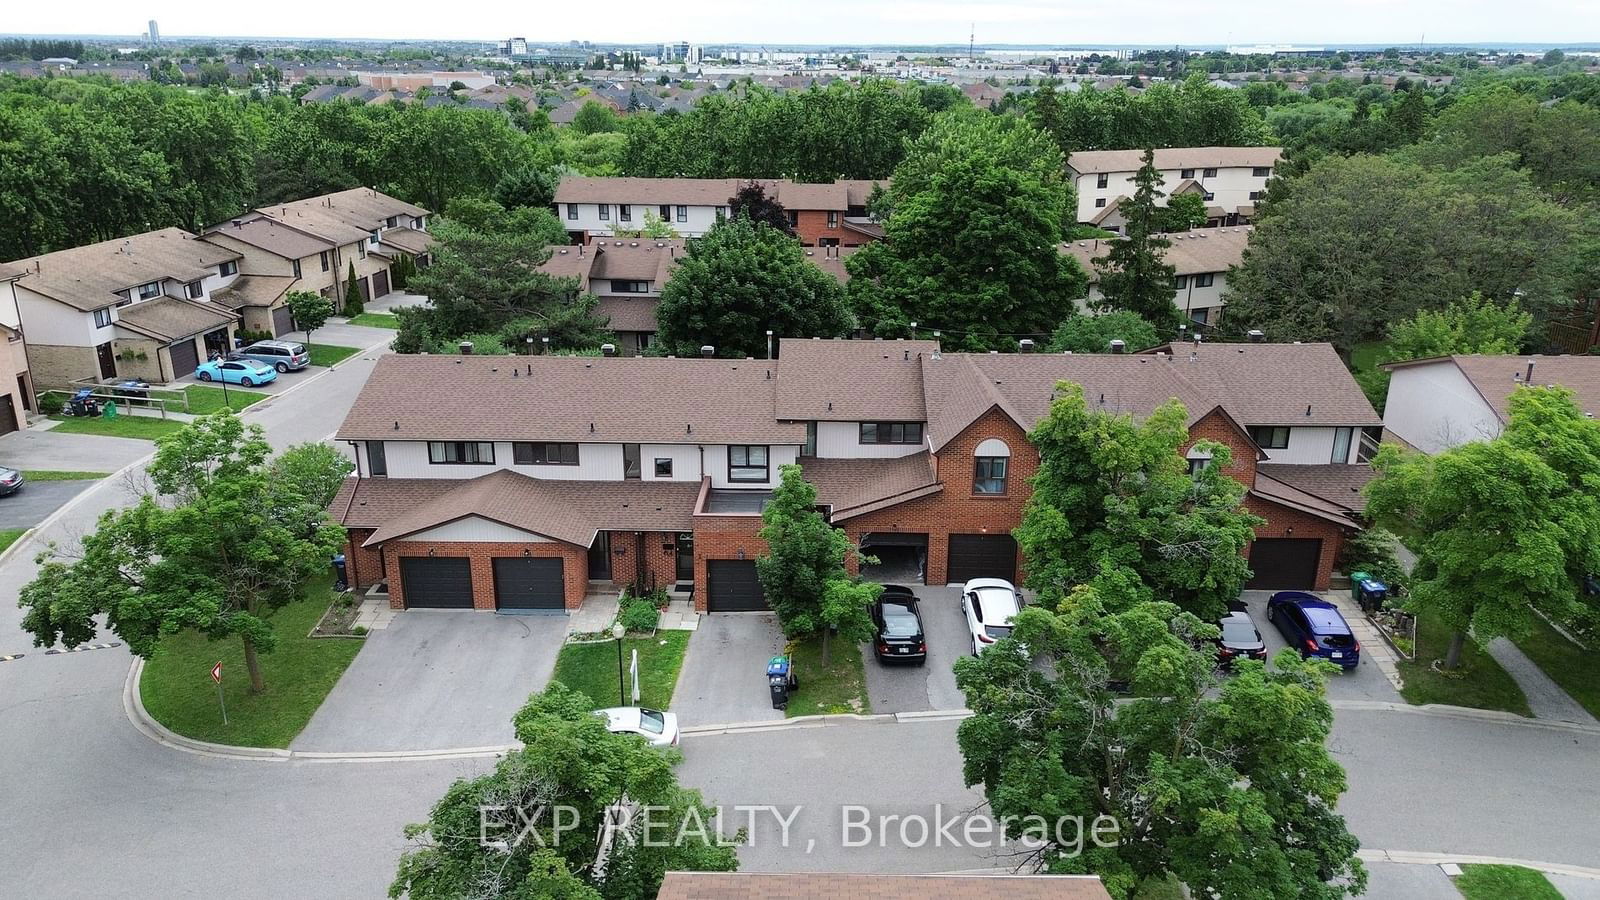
[596, 706, 680, 748]
[233, 340, 310, 373]
[0, 466, 23, 496]
[960, 577, 1023, 655]
[1266, 591, 1360, 670]
[1214, 609, 1268, 668]
[194, 358, 278, 387]
[871, 585, 926, 664]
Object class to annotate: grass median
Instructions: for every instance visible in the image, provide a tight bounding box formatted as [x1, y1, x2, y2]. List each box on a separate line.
[0, 528, 27, 554]
[551, 631, 690, 710]
[138, 577, 362, 748]
[347, 313, 399, 329]
[173, 384, 269, 415]
[48, 414, 187, 441]
[1397, 613, 1530, 716]
[308, 344, 361, 367]
[1454, 864, 1561, 899]
[21, 470, 106, 481]
[784, 635, 869, 718]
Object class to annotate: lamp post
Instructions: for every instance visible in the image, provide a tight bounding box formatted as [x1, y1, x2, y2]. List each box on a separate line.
[612, 622, 626, 706]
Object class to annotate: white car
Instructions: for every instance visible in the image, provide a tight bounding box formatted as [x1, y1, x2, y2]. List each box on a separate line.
[960, 577, 1023, 655]
[596, 706, 681, 747]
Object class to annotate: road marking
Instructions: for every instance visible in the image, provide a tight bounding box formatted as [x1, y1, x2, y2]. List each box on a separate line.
[43, 642, 122, 655]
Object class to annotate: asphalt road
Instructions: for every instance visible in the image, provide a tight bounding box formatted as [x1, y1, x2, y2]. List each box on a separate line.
[673, 614, 788, 725]
[0, 479, 97, 528]
[862, 585, 970, 714]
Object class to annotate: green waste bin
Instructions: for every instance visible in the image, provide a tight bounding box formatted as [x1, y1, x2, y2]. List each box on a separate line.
[102, 400, 118, 419]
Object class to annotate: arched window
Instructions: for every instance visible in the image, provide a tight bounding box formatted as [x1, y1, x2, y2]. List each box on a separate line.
[974, 439, 1010, 495]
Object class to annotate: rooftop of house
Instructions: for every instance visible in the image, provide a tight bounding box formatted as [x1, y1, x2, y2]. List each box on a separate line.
[4, 228, 242, 312]
[537, 240, 854, 294]
[114, 295, 238, 342]
[207, 216, 335, 260]
[1060, 227, 1253, 279]
[1066, 146, 1283, 175]
[253, 187, 428, 239]
[553, 177, 887, 211]
[1383, 354, 1600, 421]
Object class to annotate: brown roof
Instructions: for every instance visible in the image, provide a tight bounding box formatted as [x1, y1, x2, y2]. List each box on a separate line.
[840, 179, 887, 207]
[538, 247, 595, 288]
[243, 206, 369, 247]
[1060, 227, 1252, 280]
[6, 228, 241, 312]
[801, 452, 942, 520]
[210, 275, 295, 310]
[798, 246, 858, 284]
[330, 476, 462, 529]
[356, 469, 699, 547]
[261, 187, 428, 231]
[1251, 469, 1363, 529]
[595, 295, 661, 332]
[555, 177, 885, 212]
[205, 218, 332, 260]
[1257, 463, 1376, 514]
[841, 217, 885, 239]
[656, 872, 1112, 900]
[1383, 355, 1600, 422]
[380, 227, 437, 256]
[336, 353, 805, 445]
[113, 296, 237, 342]
[1067, 146, 1283, 175]
[773, 180, 847, 211]
[775, 338, 939, 422]
[588, 239, 682, 282]
[1087, 196, 1128, 225]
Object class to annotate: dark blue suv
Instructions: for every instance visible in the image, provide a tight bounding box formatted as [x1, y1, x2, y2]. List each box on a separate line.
[1266, 592, 1360, 670]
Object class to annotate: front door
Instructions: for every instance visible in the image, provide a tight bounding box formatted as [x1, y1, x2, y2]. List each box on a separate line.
[95, 342, 116, 380]
[203, 328, 229, 358]
[675, 532, 694, 582]
[588, 531, 612, 580]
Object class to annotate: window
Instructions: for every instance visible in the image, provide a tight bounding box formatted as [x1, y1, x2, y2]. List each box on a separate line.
[1331, 427, 1353, 464]
[1096, 173, 1109, 188]
[385, 216, 398, 228]
[974, 457, 1008, 495]
[1094, 198, 1107, 208]
[292, 259, 302, 279]
[357, 241, 366, 260]
[1190, 307, 1210, 325]
[1188, 457, 1210, 477]
[1249, 426, 1291, 450]
[610, 280, 650, 293]
[787, 210, 799, 227]
[715, 206, 727, 222]
[416, 215, 427, 230]
[93, 308, 113, 328]
[1173, 274, 1189, 290]
[859, 422, 923, 445]
[619, 204, 632, 222]
[728, 445, 769, 482]
[512, 442, 579, 465]
[654, 458, 674, 477]
[137, 281, 162, 300]
[1252, 166, 1271, 177]
[1180, 168, 1196, 179]
[320, 250, 330, 272]
[623, 443, 641, 479]
[219, 261, 238, 277]
[368, 441, 387, 476]
[185, 281, 203, 299]
[599, 204, 610, 221]
[801, 421, 817, 458]
[827, 211, 839, 228]
[675, 205, 688, 222]
[1202, 191, 1215, 202]
[659, 204, 671, 220]
[1202, 167, 1218, 178]
[1248, 191, 1262, 201]
[1193, 273, 1215, 288]
[428, 441, 495, 464]
[567, 204, 578, 221]
[368, 230, 380, 246]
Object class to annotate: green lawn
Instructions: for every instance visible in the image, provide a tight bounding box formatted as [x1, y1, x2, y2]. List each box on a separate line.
[1514, 615, 1600, 721]
[784, 635, 869, 718]
[1350, 340, 1392, 372]
[48, 414, 186, 441]
[347, 312, 399, 329]
[550, 631, 690, 710]
[0, 528, 27, 554]
[1454, 864, 1562, 900]
[138, 578, 363, 748]
[307, 343, 361, 367]
[1398, 613, 1531, 716]
[21, 470, 106, 481]
[172, 384, 269, 415]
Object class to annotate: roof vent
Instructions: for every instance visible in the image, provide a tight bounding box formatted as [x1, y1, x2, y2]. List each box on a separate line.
[1018, 339, 1035, 353]
[700, 345, 715, 358]
[601, 343, 616, 357]
[1108, 339, 1126, 354]
[1247, 329, 1264, 343]
[629, 241, 638, 247]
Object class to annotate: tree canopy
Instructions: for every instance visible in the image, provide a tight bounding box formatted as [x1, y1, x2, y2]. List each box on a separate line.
[1047, 309, 1162, 354]
[1091, 149, 1180, 328]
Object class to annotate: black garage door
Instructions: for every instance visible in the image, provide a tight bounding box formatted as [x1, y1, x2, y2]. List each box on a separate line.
[272, 306, 295, 336]
[1245, 538, 1323, 590]
[493, 557, 565, 611]
[0, 395, 16, 436]
[373, 268, 391, 298]
[707, 560, 767, 612]
[168, 338, 200, 379]
[947, 534, 1017, 585]
[399, 557, 474, 608]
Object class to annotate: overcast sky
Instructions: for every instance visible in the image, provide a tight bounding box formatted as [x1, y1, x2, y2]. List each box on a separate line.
[10, 0, 1598, 46]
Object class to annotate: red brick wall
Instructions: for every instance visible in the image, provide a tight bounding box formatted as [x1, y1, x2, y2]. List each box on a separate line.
[792, 210, 843, 246]
[607, 530, 681, 593]
[1241, 497, 1345, 591]
[690, 517, 768, 613]
[1183, 408, 1259, 484]
[841, 407, 1036, 585]
[380, 540, 588, 611]
[343, 528, 385, 590]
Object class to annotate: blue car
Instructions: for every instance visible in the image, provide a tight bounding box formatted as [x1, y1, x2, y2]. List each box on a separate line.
[195, 358, 277, 387]
[1266, 591, 1360, 670]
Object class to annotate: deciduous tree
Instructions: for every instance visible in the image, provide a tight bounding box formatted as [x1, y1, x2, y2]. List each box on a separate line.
[727, 181, 792, 235]
[1046, 309, 1162, 353]
[286, 289, 334, 353]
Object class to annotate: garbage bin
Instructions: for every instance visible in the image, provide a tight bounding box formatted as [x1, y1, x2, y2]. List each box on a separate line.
[332, 554, 348, 592]
[1355, 578, 1387, 613]
[1349, 571, 1370, 605]
[767, 655, 797, 710]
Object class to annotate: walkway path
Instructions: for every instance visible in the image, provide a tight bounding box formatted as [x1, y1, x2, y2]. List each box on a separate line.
[1486, 637, 1600, 726]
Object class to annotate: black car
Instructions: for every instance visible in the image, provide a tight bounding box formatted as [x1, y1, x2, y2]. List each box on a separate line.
[1215, 610, 1268, 668]
[871, 585, 926, 664]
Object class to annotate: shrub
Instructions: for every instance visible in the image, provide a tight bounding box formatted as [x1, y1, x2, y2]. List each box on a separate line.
[39, 393, 64, 415]
[1341, 527, 1407, 593]
[618, 594, 659, 632]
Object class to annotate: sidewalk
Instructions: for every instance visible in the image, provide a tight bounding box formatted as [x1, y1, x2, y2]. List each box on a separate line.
[1324, 591, 1404, 691]
[1486, 637, 1600, 726]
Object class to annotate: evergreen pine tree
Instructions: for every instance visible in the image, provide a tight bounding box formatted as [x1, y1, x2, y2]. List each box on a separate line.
[343, 261, 364, 315]
[1092, 148, 1180, 329]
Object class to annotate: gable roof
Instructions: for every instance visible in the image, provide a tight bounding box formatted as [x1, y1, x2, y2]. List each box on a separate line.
[1067, 146, 1283, 176]
[1060, 227, 1253, 280]
[5, 228, 241, 312]
[206, 217, 333, 260]
[800, 452, 943, 520]
[114, 295, 238, 342]
[775, 338, 938, 422]
[1382, 354, 1600, 422]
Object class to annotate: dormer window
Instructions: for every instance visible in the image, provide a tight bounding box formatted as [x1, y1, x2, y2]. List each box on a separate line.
[386, 216, 398, 228]
[185, 282, 203, 299]
[219, 261, 238, 278]
[137, 281, 162, 300]
[368, 230, 380, 246]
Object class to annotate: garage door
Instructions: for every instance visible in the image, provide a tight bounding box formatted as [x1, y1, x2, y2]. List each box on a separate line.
[399, 557, 474, 609]
[947, 534, 1017, 585]
[272, 306, 295, 336]
[373, 268, 391, 298]
[0, 395, 16, 436]
[707, 560, 767, 612]
[492, 557, 565, 611]
[1245, 538, 1323, 590]
[168, 338, 200, 379]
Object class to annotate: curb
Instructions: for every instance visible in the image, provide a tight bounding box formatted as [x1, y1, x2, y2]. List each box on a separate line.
[1330, 699, 1600, 735]
[1359, 849, 1600, 881]
[681, 708, 973, 737]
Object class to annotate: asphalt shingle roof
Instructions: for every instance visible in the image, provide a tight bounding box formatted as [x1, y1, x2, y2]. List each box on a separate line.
[1060, 227, 1252, 279]
[1067, 146, 1283, 175]
[775, 338, 939, 422]
[1384, 355, 1600, 422]
[115, 296, 237, 342]
[5, 228, 241, 312]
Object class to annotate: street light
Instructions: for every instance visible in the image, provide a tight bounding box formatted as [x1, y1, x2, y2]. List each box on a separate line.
[612, 622, 626, 706]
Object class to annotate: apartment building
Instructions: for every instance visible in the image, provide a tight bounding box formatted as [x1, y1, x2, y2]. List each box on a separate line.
[554, 177, 885, 246]
[1067, 147, 1282, 228]
[1060, 226, 1252, 327]
[330, 338, 1380, 614]
[202, 188, 434, 334]
[3, 228, 242, 387]
[1382, 355, 1600, 453]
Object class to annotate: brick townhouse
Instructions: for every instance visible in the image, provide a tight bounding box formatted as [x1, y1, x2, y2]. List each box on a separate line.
[330, 338, 1381, 614]
[554, 176, 886, 246]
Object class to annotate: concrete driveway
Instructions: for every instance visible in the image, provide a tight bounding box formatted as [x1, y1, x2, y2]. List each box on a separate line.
[290, 610, 566, 752]
[0, 481, 99, 529]
[0, 427, 150, 473]
[673, 614, 788, 725]
[1239, 590, 1401, 702]
[863, 584, 971, 714]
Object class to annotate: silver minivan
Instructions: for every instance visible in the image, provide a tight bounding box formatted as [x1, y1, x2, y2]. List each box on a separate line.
[234, 340, 310, 372]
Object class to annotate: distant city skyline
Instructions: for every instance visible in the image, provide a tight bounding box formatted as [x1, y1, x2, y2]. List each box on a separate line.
[6, 0, 1597, 47]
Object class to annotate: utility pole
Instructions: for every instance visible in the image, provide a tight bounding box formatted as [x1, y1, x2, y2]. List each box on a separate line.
[969, 23, 975, 62]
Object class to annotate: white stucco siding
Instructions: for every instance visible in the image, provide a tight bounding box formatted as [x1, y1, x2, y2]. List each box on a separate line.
[1259, 426, 1339, 465]
[814, 421, 926, 458]
[564, 202, 721, 237]
[1383, 363, 1503, 454]
[641, 443, 703, 481]
[15, 286, 102, 346]
[375, 440, 620, 480]
[1073, 165, 1272, 224]
[407, 517, 553, 542]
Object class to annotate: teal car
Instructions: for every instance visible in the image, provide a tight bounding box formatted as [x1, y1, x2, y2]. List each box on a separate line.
[195, 358, 277, 387]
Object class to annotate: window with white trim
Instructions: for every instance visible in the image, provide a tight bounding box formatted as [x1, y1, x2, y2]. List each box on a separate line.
[973, 438, 1011, 495]
[93, 308, 113, 328]
[137, 281, 162, 300]
[428, 441, 495, 464]
[728, 445, 768, 482]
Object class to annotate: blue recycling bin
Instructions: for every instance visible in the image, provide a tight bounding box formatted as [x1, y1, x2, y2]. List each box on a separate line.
[767, 655, 797, 709]
[332, 554, 348, 592]
[1355, 578, 1387, 613]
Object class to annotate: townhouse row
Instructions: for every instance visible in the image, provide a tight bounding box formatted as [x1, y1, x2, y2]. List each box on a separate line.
[553, 177, 887, 246]
[330, 338, 1383, 614]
